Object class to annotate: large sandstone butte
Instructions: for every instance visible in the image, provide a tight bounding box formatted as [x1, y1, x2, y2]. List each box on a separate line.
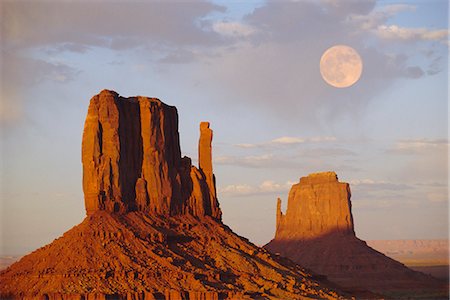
[81, 90, 220, 219]
[0, 90, 344, 299]
[265, 172, 448, 298]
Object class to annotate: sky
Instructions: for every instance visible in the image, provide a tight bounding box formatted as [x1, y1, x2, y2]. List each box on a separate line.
[0, 0, 448, 255]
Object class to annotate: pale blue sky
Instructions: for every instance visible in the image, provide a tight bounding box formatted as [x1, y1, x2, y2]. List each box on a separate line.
[1, 0, 448, 255]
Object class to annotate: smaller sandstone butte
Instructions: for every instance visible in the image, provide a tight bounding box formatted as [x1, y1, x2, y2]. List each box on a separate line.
[82, 90, 221, 220]
[266, 172, 448, 298]
[275, 172, 354, 240]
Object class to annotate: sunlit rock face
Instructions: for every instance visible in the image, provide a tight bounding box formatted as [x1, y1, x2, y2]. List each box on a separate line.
[266, 172, 445, 296]
[82, 89, 221, 220]
[275, 171, 354, 240]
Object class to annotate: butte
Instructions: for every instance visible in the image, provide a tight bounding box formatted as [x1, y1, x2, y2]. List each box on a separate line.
[0, 90, 345, 299]
[265, 171, 448, 298]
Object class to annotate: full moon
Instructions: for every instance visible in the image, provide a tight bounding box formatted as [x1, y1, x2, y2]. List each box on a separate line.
[320, 45, 363, 88]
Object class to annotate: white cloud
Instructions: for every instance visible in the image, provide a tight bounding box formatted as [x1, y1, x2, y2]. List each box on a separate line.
[388, 138, 448, 155]
[349, 179, 413, 191]
[234, 143, 257, 148]
[219, 180, 295, 197]
[234, 136, 337, 149]
[375, 25, 449, 42]
[348, 4, 415, 31]
[212, 21, 255, 37]
[348, 4, 448, 47]
[271, 136, 305, 144]
[218, 184, 255, 196]
[381, 4, 416, 14]
[350, 179, 377, 185]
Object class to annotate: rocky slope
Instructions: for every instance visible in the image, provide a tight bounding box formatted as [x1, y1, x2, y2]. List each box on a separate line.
[265, 172, 447, 298]
[0, 90, 344, 299]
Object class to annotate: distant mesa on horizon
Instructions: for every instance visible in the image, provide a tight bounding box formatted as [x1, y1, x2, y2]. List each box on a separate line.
[265, 171, 447, 297]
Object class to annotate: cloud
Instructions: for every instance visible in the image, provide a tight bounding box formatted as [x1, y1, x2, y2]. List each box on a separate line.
[219, 180, 295, 197]
[234, 143, 258, 149]
[347, 3, 448, 45]
[2, 0, 447, 127]
[0, 50, 80, 125]
[348, 4, 416, 31]
[189, 0, 445, 127]
[1, 1, 225, 124]
[427, 56, 445, 75]
[375, 25, 449, 42]
[271, 136, 305, 144]
[215, 146, 356, 170]
[158, 49, 197, 64]
[387, 138, 448, 155]
[300, 147, 356, 157]
[234, 136, 337, 149]
[212, 21, 255, 37]
[404, 66, 424, 78]
[349, 179, 413, 191]
[2, 1, 225, 51]
[1, 1, 442, 125]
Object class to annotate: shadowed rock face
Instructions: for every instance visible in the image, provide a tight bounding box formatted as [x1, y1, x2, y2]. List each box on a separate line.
[266, 172, 447, 297]
[82, 90, 221, 220]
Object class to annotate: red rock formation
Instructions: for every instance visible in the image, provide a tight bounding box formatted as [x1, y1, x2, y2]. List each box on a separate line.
[0, 91, 345, 299]
[82, 90, 220, 220]
[275, 172, 354, 240]
[266, 172, 447, 297]
[198, 122, 221, 219]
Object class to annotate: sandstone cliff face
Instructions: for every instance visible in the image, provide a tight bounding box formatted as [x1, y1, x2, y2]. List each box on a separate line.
[266, 172, 446, 297]
[275, 172, 354, 240]
[82, 90, 220, 220]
